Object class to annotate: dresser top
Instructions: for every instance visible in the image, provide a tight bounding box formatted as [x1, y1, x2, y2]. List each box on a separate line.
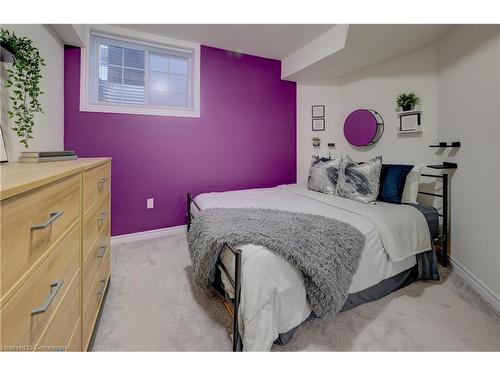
[0, 157, 111, 200]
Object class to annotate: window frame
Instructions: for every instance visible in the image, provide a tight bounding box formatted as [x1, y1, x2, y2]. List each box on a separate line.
[80, 25, 200, 118]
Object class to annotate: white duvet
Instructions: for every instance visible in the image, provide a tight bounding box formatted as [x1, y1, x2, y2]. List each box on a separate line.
[193, 183, 431, 351]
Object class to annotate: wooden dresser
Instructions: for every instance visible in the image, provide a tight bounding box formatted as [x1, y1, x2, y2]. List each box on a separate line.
[0, 158, 111, 351]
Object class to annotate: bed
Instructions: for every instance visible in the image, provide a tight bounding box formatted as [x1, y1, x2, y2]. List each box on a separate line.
[187, 183, 441, 351]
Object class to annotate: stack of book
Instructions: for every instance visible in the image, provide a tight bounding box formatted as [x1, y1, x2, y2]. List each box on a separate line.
[18, 151, 78, 163]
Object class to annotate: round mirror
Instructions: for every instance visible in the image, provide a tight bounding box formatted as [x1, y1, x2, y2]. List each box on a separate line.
[343, 109, 384, 146]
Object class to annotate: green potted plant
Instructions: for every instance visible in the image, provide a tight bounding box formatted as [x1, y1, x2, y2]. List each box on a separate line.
[396, 92, 420, 112]
[1, 28, 45, 148]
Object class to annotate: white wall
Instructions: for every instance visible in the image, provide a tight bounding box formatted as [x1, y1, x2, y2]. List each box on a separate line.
[297, 45, 439, 182]
[437, 25, 500, 300]
[1, 25, 64, 161]
[296, 28, 500, 307]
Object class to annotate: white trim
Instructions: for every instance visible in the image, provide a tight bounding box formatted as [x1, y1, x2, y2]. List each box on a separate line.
[111, 225, 187, 245]
[79, 25, 200, 118]
[80, 102, 200, 118]
[449, 257, 500, 313]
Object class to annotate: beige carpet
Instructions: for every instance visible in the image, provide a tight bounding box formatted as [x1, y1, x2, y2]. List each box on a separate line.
[92, 234, 500, 351]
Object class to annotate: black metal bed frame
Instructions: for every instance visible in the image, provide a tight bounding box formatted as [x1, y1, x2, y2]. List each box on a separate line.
[186, 174, 451, 351]
[418, 173, 449, 267]
[187, 193, 243, 351]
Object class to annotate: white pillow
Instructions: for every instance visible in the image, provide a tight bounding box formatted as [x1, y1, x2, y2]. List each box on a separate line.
[401, 164, 425, 204]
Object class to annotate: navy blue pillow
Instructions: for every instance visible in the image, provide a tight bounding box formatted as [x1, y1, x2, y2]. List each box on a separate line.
[378, 164, 414, 204]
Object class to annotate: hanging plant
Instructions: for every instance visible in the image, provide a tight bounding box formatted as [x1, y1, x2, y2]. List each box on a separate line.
[1, 28, 45, 148]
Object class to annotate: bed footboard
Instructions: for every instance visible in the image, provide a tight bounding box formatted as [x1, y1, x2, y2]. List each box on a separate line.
[187, 193, 243, 351]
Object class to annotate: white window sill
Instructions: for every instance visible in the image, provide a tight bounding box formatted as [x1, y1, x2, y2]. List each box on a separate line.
[80, 103, 200, 118]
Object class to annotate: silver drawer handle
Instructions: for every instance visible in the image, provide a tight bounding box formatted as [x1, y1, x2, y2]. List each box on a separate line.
[97, 177, 108, 187]
[96, 246, 107, 258]
[31, 211, 64, 230]
[97, 211, 108, 222]
[31, 280, 63, 316]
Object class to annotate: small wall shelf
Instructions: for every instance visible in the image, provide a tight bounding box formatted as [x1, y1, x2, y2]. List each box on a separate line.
[395, 106, 423, 133]
[429, 142, 461, 148]
[427, 162, 458, 170]
[395, 108, 422, 115]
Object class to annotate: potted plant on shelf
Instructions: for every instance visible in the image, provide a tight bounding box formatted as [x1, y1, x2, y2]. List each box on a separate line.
[396, 92, 420, 112]
[0, 28, 45, 148]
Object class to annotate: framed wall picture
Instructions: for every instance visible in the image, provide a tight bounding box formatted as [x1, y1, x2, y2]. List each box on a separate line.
[399, 113, 421, 132]
[312, 105, 325, 118]
[312, 118, 325, 131]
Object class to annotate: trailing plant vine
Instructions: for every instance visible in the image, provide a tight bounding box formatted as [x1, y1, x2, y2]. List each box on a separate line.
[1, 28, 45, 148]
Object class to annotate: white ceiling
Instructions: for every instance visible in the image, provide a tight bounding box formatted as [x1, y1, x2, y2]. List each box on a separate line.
[118, 24, 334, 60]
[52, 24, 454, 83]
[284, 24, 453, 82]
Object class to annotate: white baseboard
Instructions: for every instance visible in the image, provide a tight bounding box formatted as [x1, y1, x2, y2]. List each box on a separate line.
[111, 225, 187, 245]
[449, 257, 500, 313]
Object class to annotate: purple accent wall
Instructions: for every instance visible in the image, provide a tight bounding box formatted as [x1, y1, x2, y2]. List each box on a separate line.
[64, 46, 296, 236]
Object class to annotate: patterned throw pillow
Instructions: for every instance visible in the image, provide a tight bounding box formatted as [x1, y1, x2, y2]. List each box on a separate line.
[338, 155, 383, 203]
[307, 155, 343, 194]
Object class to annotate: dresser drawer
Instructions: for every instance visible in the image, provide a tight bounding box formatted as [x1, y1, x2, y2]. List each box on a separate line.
[34, 271, 80, 351]
[0, 173, 80, 301]
[82, 248, 110, 350]
[83, 193, 110, 259]
[0, 224, 80, 350]
[83, 162, 111, 214]
[83, 219, 110, 304]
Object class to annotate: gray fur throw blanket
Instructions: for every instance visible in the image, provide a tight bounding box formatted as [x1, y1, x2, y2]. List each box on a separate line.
[187, 207, 366, 317]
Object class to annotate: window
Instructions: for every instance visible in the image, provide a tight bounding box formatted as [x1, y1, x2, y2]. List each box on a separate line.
[81, 28, 200, 117]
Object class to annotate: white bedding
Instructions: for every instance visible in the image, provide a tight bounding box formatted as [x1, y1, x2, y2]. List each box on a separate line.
[193, 183, 428, 351]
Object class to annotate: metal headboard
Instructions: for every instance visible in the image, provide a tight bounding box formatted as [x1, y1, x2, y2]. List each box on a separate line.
[418, 173, 449, 267]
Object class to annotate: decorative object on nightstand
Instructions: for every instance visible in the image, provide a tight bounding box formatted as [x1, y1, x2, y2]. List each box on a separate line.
[343, 109, 384, 146]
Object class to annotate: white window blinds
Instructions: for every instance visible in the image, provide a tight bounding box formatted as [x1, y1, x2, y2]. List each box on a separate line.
[90, 34, 193, 110]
